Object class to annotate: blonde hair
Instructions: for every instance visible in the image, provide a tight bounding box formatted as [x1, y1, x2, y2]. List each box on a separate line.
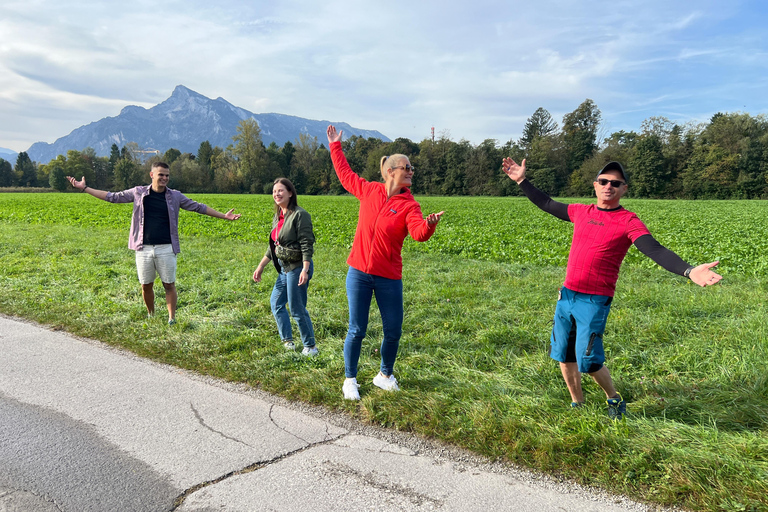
[379, 154, 408, 181]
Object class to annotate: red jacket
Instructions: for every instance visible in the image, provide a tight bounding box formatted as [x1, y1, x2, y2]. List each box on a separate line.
[331, 141, 436, 280]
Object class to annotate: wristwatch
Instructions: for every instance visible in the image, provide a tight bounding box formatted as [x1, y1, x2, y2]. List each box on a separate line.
[683, 266, 694, 278]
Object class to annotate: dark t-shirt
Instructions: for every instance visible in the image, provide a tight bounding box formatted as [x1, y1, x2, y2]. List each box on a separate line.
[143, 188, 172, 245]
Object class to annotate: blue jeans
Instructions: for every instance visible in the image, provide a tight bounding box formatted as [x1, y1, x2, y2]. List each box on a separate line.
[343, 267, 403, 378]
[270, 261, 315, 348]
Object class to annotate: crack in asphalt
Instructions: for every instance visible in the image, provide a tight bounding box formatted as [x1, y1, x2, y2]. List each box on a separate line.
[189, 403, 252, 448]
[172, 404, 348, 511]
[266, 403, 338, 445]
[319, 460, 444, 508]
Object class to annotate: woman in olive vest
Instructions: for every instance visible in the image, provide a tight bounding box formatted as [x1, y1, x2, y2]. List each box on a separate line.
[253, 178, 317, 356]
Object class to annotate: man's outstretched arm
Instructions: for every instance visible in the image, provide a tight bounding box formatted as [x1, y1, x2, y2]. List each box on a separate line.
[66, 176, 108, 200]
[634, 234, 722, 287]
[204, 207, 241, 221]
[502, 157, 569, 221]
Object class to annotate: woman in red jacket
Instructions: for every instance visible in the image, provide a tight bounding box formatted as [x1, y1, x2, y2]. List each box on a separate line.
[327, 125, 444, 400]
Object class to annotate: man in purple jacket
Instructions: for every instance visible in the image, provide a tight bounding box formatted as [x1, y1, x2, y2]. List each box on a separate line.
[67, 162, 241, 324]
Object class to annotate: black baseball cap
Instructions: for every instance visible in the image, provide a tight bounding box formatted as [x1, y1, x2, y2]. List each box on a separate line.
[596, 161, 628, 183]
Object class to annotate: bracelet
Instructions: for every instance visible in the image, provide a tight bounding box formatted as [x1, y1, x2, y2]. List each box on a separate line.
[82, 186, 88, 193]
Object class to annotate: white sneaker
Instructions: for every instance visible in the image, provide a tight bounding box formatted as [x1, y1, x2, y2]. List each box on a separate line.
[342, 378, 360, 400]
[372, 372, 400, 391]
[301, 346, 318, 357]
[283, 340, 296, 350]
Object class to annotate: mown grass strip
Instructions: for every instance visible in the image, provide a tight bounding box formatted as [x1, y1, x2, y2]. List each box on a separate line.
[1, 194, 766, 511]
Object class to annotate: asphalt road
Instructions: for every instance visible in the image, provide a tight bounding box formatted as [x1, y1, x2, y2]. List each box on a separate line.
[0, 315, 661, 512]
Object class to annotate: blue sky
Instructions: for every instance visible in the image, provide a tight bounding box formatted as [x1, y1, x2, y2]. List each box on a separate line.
[1, 0, 766, 154]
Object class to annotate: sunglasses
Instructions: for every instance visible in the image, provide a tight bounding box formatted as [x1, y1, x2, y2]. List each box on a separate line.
[392, 164, 415, 172]
[596, 178, 625, 187]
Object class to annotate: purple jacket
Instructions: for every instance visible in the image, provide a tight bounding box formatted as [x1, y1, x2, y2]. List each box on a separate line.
[106, 185, 208, 254]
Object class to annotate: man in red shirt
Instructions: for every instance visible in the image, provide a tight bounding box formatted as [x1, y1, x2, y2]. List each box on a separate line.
[502, 159, 722, 419]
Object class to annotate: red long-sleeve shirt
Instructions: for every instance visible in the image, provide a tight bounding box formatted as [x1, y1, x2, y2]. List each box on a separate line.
[564, 203, 651, 296]
[330, 141, 436, 280]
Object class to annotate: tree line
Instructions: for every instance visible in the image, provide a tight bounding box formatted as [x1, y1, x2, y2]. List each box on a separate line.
[2, 100, 767, 199]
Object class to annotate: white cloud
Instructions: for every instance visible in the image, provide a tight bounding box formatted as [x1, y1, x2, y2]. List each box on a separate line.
[0, 0, 766, 153]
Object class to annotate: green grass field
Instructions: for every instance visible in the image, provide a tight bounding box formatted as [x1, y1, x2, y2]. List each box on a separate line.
[1, 193, 766, 511]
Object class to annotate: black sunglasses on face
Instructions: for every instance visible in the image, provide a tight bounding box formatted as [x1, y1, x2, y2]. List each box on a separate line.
[596, 178, 625, 187]
[392, 165, 415, 172]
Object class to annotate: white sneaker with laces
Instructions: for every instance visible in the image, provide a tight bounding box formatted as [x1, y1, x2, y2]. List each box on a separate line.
[342, 378, 360, 400]
[372, 372, 400, 391]
[302, 346, 318, 357]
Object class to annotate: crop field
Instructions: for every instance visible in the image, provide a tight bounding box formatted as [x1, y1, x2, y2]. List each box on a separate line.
[1, 192, 767, 511]
[2, 192, 766, 272]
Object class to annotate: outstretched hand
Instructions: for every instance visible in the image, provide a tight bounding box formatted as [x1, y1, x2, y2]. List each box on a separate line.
[689, 261, 722, 287]
[426, 211, 444, 226]
[66, 175, 86, 191]
[327, 125, 343, 144]
[224, 208, 241, 221]
[502, 157, 526, 184]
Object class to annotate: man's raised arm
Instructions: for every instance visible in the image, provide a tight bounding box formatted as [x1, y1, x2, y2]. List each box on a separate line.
[502, 157, 569, 221]
[66, 176, 108, 200]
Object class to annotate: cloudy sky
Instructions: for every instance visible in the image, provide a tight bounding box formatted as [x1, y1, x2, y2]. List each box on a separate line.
[1, 0, 766, 153]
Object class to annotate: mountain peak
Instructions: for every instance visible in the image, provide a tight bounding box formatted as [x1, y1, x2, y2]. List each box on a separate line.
[171, 85, 204, 99]
[25, 88, 390, 163]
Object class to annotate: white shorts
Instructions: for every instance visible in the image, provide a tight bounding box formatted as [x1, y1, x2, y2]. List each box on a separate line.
[135, 244, 177, 285]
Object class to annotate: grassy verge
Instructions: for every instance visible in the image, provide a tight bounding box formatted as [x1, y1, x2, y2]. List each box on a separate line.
[1, 215, 767, 511]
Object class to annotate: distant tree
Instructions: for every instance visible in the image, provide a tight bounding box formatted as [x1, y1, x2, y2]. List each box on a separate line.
[640, 116, 676, 142]
[305, 144, 334, 195]
[498, 139, 526, 196]
[264, 142, 286, 186]
[281, 140, 296, 173]
[413, 136, 449, 195]
[628, 134, 668, 198]
[113, 158, 140, 189]
[341, 136, 384, 183]
[78, 147, 111, 190]
[196, 140, 215, 189]
[232, 118, 268, 193]
[63, 150, 94, 187]
[562, 99, 601, 174]
[49, 163, 68, 191]
[109, 143, 121, 169]
[385, 137, 420, 159]
[169, 154, 207, 192]
[465, 139, 502, 195]
[525, 134, 565, 195]
[680, 143, 738, 198]
[290, 133, 319, 194]
[197, 140, 213, 170]
[163, 148, 182, 166]
[15, 152, 37, 187]
[211, 149, 240, 193]
[0, 158, 14, 187]
[443, 139, 472, 195]
[520, 107, 559, 147]
[736, 137, 768, 198]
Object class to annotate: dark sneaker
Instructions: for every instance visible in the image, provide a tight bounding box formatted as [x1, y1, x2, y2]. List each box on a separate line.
[606, 395, 627, 420]
[571, 402, 585, 408]
[168, 319, 176, 326]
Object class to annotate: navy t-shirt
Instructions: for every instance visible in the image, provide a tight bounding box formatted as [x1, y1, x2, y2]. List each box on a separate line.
[143, 188, 172, 245]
